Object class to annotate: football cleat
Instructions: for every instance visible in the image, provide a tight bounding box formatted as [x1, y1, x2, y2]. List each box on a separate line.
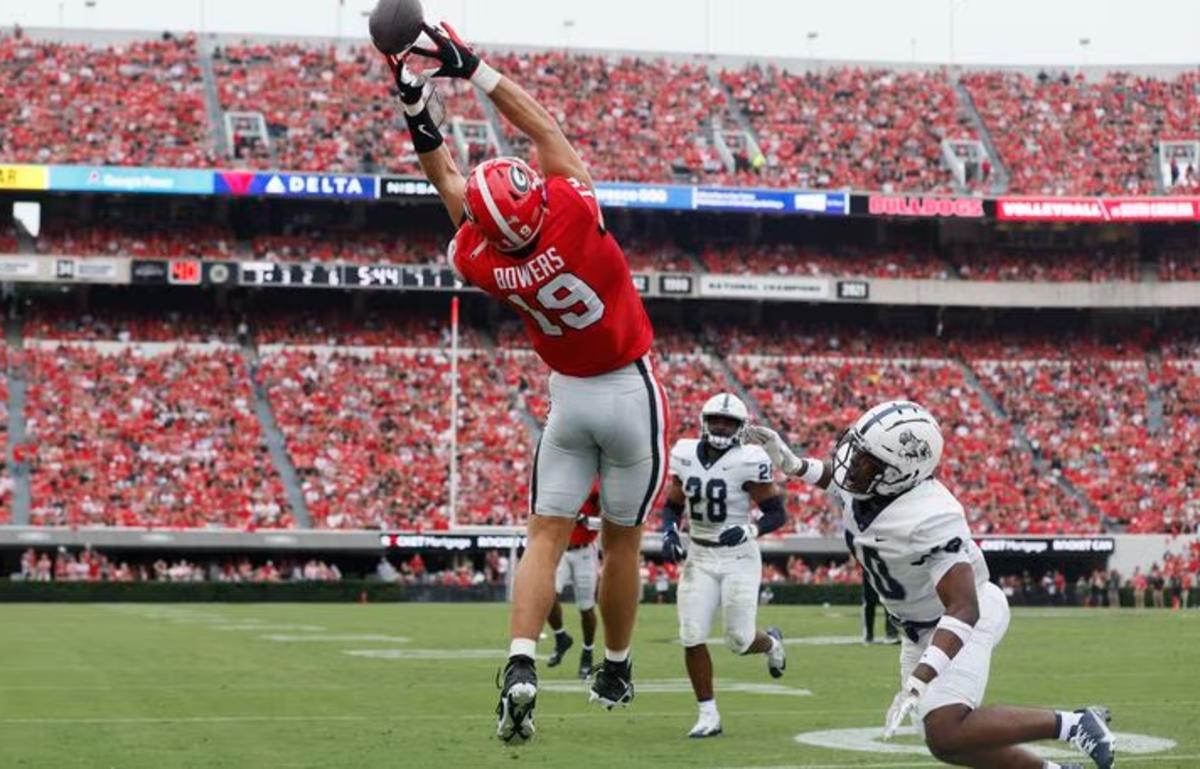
[1068, 706, 1116, 769]
[495, 656, 538, 743]
[547, 632, 574, 668]
[881, 635, 902, 646]
[766, 626, 786, 679]
[588, 658, 634, 709]
[577, 647, 593, 680]
[687, 710, 723, 739]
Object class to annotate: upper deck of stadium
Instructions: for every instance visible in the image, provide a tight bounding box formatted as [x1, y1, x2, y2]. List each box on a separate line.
[3, 26, 1198, 197]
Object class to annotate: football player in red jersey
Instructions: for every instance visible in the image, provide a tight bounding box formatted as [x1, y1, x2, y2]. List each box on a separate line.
[383, 22, 668, 743]
[545, 482, 601, 680]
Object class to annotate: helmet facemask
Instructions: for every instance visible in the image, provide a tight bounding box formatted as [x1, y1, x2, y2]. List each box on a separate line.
[832, 429, 912, 500]
[702, 414, 745, 451]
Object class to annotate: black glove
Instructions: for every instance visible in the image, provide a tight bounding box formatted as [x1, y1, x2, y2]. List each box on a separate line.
[718, 524, 758, 547]
[410, 22, 482, 80]
[662, 524, 686, 563]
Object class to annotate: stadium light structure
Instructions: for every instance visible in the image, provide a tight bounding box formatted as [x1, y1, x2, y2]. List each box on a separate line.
[806, 31, 819, 61]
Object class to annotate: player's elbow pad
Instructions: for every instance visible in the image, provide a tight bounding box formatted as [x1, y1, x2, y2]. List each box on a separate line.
[660, 498, 684, 531]
[755, 495, 787, 537]
[936, 614, 975, 644]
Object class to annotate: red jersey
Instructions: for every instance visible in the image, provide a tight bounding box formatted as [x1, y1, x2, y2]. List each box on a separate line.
[570, 484, 601, 548]
[450, 176, 653, 377]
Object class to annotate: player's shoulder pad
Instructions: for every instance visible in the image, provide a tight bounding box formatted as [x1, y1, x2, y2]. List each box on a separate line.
[670, 438, 699, 467]
[737, 443, 773, 467]
[550, 175, 602, 228]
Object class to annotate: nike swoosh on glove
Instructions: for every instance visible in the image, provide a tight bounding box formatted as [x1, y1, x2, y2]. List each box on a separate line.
[410, 22, 481, 80]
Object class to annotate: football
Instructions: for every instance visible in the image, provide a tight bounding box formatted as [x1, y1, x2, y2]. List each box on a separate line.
[368, 0, 424, 55]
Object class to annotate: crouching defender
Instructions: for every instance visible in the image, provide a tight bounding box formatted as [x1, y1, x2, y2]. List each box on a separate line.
[660, 393, 787, 738]
[747, 401, 1116, 769]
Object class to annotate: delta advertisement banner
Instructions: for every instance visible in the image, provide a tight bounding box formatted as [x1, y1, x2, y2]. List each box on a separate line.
[996, 196, 1200, 222]
[213, 170, 377, 199]
[49, 165, 213, 195]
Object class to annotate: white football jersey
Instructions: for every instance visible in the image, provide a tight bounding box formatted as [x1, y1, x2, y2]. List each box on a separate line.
[669, 439, 773, 540]
[837, 479, 989, 623]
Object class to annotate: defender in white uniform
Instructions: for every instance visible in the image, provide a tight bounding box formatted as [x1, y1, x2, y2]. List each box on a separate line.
[659, 393, 788, 739]
[748, 401, 1116, 769]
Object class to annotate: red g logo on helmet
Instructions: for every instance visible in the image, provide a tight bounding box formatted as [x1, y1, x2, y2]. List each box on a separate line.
[464, 157, 546, 253]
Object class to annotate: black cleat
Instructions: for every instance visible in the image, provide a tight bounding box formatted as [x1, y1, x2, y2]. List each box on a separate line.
[495, 656, 538, 743]
[588, 658, 634, 709]
[547, 632, 574, 668]
[577, 647, 593, 680]
[1068, 706, 1116, 769]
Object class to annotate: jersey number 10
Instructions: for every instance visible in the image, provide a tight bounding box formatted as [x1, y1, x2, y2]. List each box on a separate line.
[845, 532, 907, 600]
[508, 272, 606, 337]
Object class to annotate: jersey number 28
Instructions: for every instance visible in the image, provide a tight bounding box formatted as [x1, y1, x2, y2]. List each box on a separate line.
[685, 477, 727, 523]
[508, 272, 605, 337]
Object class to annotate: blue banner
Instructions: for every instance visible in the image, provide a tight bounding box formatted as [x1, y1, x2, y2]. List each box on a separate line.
[49, 165, 214, 195]
[594, 182, 693, 210]
[214, 171, 377, 199]
[694, 186, 848, 215]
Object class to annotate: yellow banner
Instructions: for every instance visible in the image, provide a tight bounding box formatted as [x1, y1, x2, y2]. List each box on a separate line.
[0, 164, 49, 190]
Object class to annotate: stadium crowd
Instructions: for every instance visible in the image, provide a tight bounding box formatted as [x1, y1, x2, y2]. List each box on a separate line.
[15, 547, 341, 582]
[2, 33, 1197, 194]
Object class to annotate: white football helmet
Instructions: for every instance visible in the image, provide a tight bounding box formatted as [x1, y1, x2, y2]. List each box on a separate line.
[832, 400, 943, 499]
[700, 392, 749, 451]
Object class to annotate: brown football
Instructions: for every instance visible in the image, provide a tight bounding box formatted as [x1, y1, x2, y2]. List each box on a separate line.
[368, 0, 424, 55]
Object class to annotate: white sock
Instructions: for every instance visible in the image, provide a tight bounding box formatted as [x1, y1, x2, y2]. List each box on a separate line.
[582, 644, 594, 651]
[698, 698, 718, 717]
[509, 637, 537, 660]
[554, 628, 567, 638]
[1055, 710, 1082, 741]
[768, 635, 780, 654]
[605, 647, 629, 663]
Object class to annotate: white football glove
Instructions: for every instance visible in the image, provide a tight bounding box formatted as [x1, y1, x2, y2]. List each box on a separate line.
[883, 677, 927, 740]
[743, 425, 802, 476]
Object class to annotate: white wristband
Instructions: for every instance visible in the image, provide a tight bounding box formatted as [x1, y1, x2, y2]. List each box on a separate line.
[471, 61, 501, 93]
[916, 645, 952, 677]
[936, 615, 974, 644]
[799, 458, 825, 485]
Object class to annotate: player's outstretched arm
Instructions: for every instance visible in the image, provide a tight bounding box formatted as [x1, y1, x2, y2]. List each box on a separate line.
[383, 54, 467, 224]
[413, 22, 593, 187]
[884, 563, 980, 738]
[743, 425, 831, 488]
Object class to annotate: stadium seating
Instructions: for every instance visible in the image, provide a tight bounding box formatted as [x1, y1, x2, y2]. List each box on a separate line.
[952, 247, 1140, 282]
[23, 343, 290, 528]
[961, 70, 1200, 196]
[720, 66, 975, 192]
[259, 347, 450, 530]
[487, 50, 738, 184]
[699, 243, 954, 279]
[250, 230, 444, 265]
[34, 223, 238, 260]
[213, 43, 485, 174]
[0, 35, 214, 167]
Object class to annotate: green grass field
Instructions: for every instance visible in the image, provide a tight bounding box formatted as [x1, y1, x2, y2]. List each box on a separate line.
[1, 602, 1196, 768]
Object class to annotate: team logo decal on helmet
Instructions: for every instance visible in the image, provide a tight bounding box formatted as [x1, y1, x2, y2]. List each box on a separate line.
[508, 164, 530, 193]
[896, 429, 932, 461]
